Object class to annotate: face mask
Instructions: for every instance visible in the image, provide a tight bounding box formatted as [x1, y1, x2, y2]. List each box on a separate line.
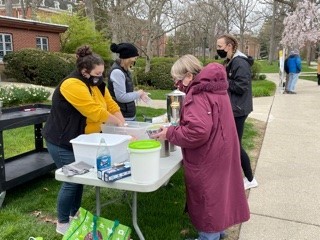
[175, 80, 188, 93]
[88, 75, 104, 86]
[129, 60, 136, 71]
[217, 49, 228, 58]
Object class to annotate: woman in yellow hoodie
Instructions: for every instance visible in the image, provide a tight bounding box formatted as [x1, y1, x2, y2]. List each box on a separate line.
[42, 45, 125, 235]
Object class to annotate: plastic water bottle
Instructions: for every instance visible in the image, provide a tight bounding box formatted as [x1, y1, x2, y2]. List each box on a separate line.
[96, 138, 111, 171]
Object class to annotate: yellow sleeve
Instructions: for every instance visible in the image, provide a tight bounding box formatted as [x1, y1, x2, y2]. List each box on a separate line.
[104, 88, 121, 114]
[60, 78, 110, 122]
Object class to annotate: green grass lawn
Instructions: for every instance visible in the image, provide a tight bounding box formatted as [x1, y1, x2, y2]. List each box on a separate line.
[0, 106, 259, 240]
[300, 75, 318, 82]
[252, 80, 276, 97]
[146, 80, 276, 100]
[258, 60, 316, 73]
[147, 89, 172, 100]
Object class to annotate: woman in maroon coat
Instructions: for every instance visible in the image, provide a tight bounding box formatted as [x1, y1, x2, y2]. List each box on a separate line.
[153, 55, 250, 240]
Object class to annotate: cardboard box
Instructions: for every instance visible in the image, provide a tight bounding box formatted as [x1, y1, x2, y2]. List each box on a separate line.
[97, 162, 131, 182]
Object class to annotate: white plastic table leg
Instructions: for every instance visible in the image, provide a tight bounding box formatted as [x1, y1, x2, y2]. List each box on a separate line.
[0, 191, 6, 208]
[96, 187, 101, 216]
[94, 188, 145, 240]
[132, 191, 145, 240]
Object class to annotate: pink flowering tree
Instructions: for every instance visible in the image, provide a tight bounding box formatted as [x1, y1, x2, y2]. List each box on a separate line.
[281, 0, 320, 63]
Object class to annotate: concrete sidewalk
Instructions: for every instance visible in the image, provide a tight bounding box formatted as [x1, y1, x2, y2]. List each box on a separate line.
[239, 74, 320, 239]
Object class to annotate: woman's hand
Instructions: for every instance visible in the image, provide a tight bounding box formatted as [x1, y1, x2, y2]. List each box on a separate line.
[137, 89, 145, 97]
[150, 127, 168, 141]
[140, 92, 151, 104]
[106, 112, 125, 126]
[113, 112, 126, 126]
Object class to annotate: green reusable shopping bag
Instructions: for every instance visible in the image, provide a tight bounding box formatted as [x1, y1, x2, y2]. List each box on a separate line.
[63, 207, 131, 240]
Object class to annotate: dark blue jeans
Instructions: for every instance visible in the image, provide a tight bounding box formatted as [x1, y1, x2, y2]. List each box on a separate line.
[46, 141, 83, 223]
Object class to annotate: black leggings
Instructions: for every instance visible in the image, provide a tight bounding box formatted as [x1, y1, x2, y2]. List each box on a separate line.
[234, 115, 253, 181]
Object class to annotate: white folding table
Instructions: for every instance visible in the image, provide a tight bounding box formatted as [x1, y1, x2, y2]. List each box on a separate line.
[55, 148, 182, 240]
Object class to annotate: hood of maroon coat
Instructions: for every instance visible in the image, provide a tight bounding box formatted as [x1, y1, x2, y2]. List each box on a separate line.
[187, 63, 229, 95]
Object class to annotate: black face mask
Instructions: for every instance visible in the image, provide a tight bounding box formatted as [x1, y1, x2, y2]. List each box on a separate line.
[129, 61, 136, 70]
[88, 75, 104, 86]
[217, 49, 228, 58]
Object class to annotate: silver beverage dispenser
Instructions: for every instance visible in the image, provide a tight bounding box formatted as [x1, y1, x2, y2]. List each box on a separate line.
[166, 90, 186, 151]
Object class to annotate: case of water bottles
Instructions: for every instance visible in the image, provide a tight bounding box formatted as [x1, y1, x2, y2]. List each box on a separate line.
[70, 133, 132, 170]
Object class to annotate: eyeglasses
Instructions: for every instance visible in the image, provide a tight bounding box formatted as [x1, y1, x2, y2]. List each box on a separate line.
[173, 75, 186, 83]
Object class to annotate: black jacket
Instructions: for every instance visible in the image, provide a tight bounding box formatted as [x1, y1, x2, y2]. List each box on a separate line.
[225, 55, 254, 117]
[42, 70, 106, 150]
[107, 61, 136, 118]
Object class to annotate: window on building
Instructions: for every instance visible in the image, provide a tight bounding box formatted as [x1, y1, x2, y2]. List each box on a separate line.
[67, 4, 73, 13]
[54, 1, 60, 9]
[36, 37, 48, 51]
[0, 33, 13, 61]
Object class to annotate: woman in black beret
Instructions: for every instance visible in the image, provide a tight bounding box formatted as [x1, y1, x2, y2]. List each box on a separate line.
[107, 43, 148, 121]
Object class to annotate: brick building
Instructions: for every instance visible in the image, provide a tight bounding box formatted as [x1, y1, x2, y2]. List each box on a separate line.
[240, 35, 261, 60]
[0, 16, 68, 80]
[0, 0, 75, 19]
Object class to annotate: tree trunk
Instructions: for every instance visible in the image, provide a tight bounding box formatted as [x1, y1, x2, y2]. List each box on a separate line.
[239, 31, 244, 52]
[145, 38, 153, 73]
[268, 0, 277, 65]
[31, 0, 38, 20]
[111, 32, 118, 60]
[20, 0, 27, 19]
[84, 0, 95, 25]
[306, 41, 312, 66]
[5, 0, 13, 17]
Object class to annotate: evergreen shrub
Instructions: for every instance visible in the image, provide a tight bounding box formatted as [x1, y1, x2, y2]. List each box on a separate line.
[3, 49, 76, 87]
[259, 74, 267, 80]
[251, 61, 262, 80]
[135, 57, 176, 90]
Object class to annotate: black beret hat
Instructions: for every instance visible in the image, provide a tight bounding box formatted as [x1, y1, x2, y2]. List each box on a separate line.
[110, 43, 139, 59]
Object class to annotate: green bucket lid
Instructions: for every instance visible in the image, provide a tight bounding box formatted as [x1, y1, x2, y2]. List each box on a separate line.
[128, 140, 161, 150]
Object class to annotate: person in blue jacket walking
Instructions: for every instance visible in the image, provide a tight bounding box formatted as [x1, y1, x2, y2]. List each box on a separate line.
[285, 49, 301, 94]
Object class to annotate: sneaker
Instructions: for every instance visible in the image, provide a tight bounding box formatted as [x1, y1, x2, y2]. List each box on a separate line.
[56, 222, 70, 235]
[220, 231, 227, 239]
[244, 177, 258, 190]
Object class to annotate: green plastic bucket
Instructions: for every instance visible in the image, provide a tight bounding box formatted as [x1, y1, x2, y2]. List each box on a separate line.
[128, 140, 161, 183]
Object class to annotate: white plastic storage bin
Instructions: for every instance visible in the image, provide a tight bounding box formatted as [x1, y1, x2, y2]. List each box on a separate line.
[101, 121, 152, 140]
[70, 133, 132, 170]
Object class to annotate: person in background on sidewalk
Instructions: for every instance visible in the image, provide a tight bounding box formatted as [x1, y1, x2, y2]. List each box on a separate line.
[216, 34, 258, 190]
[284, 56, 290, 92]
[42, 45, 125, 235]
[317, 56, 320, 86]
[108, 42, 149, 121]
[285, 49, 301, 94]
[152, 55, 250, 240]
